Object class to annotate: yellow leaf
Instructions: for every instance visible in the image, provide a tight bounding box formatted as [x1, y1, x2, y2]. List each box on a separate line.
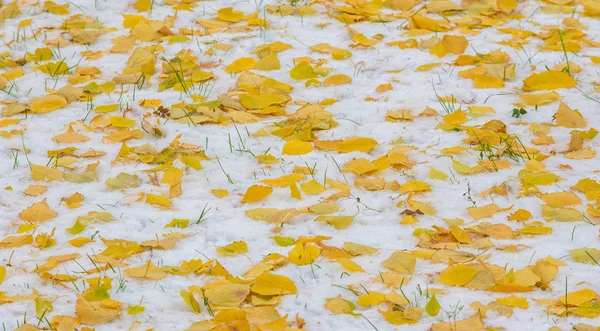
[251, 272, 297, 295]
[343, 242, 379, 256]
[255, 154, 278, 164]
[300, 180, 326, 195]
[131, 21, 157, 42]
[69, 237, 93, 247]
[216, 241, 248, 256]
[109, 116, 136, 128]
[382, 251, 416, 274]
[138, 99, 161, 108]
[573, 178, 600, 193]
[381, 308, 418, 325]
[468, 105, 495, 114]
[518, 91, 560, 106]
[298, 5, 317, 15]
[337, 137, 377, 153]
[541, 205, 583, 222]
[53, 126, 89, 143]
[400, 181, 431, 194]
[352, 33, 378, 46]
[281, 183, 303, 199]
[0, 266, 5, 284]
[30, 95, 68, 114]
[127, 305, 144, 315]
[497, 295, 528, 308]
[442, 35, 469, 54]
[62, 192, 84, 209]
[282, 140, 313, 155]
[512, 267, 540, 287]
[342, 158, 377, 175]
[19, 199, 57, 223]
[443, 109, 467, 125]
[3, 67, 25, 81]
[376, 83, 392, 92]
[498, 0, 517, 11]
[254, 53, 280, 71]
[431, 315, 483, 331]
[508, 209, 532, 221]
[570, 301, 600, 318]
[217, 7, 245, 22]
[437, 264, 478, 286]
[134, 0, 152, 11]
[538, 191, 581, 208]
[565, 147, 596, 159]
[211, 189, 229, 198]
[425, 295, 441, 317]
[43, 1, 70, 14]
[315, 215, 355, 229]
[324, 74, 352, 86]
[516, 225, 552, 235]
[162, 167, 183, 186]
[308, 202, 339, 214]
[570, 248, 600, 264]
[425, 0, 462, 11]
[76, 295, 121, 325]
[332, 48, 352, 60]
[181, 155, 203, 170]
[325, 296, 356, 314]
[259, 166, 297, 187]
[106, 172, 141, 190]
[519, 170, 560, 187]
[35, 296, 53, 318]
[30, 163, 64, 182]
[240, 93, 288, 110]
[0, 234, 33, 248]
[254, 41, 292, 57]
[271, 236, 295, 246]
[411, 15, 449, 31]
[24, 185, 48, 196]
[94, 104, 119, 113]
[473, 75, 504, 88]
[335, 258, 365, 272]
[429, 168, 448, 180]
[522, 70, 577, 91]
[288, 243, 321, 265]
[452, 160, 482, 175]
[290, 62, 316, 80]
[203, 281, 250, 308]
[310, 43, 336, 54]
[146, 194, 172, 207]
[18, 18, 32, 28]
[242, 185, 273, 203]
[180, 290, 200, 313]
[164, 218, 189, 229]
[225, 57, 256, 74]
[357, 292, 385, 306]
[450, 226, 471, 243]
[384, 289, 410, 304]
[417, 63, 441, 72]
[560, 288, 596, 306]
[555, 101, 587, 128]
[18, 224, 38, 234]
[245, 208, 278, 220]
[125, 260, 167, 280]
[468, 203, 500, 220]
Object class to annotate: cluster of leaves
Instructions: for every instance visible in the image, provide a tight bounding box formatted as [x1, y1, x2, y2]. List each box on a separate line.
[1, 0, 600, 330]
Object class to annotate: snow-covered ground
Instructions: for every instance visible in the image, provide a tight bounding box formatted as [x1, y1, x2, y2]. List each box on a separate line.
[1, 0, 600, 330]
